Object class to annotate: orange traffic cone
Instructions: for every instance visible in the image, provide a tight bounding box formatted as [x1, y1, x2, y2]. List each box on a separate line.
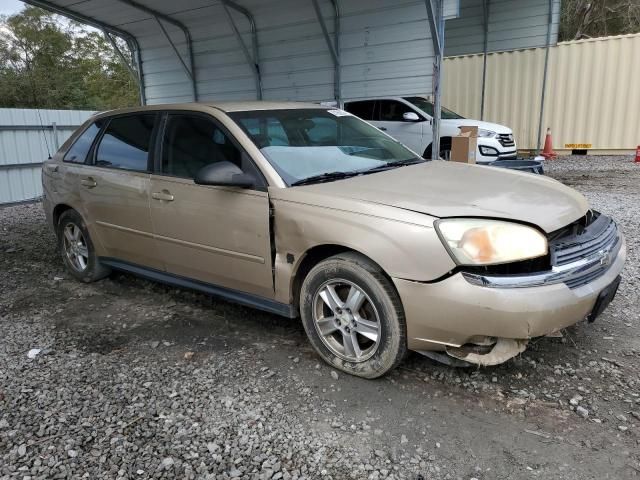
[541, 128, 557, 159]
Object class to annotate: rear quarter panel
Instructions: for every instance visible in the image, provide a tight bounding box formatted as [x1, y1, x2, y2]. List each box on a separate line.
[41, 118, 99, 246]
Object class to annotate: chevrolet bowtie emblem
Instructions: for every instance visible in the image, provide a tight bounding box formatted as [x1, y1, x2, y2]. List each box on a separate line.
[599, 249, 613, 267]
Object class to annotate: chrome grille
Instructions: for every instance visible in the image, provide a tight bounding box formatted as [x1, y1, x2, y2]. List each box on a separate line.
[497, 134, 515, 147]
[551, 214, 620, 288]
[554, 220, 617, 265]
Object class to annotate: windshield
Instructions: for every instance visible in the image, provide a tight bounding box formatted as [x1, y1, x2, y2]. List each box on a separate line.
[229, 109, 421, 186]
[403, 96, 464, 120]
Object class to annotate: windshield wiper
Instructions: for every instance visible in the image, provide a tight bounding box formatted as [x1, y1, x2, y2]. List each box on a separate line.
[291, 170, 360, 186]
[361, 157, 426, 174]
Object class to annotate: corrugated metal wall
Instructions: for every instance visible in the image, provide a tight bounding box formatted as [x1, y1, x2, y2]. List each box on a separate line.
[444, 0, 560, 57]
[133, 0, 439, 104]
[0, 109, 95, 204]
[443, 33, 640, 152]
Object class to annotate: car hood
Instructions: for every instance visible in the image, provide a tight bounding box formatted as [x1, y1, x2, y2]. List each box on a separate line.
[296, 161, 588, 233]
[442, 118, 512, 134]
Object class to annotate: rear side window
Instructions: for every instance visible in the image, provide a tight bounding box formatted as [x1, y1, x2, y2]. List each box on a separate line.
[95, 114, 156, 171]
[63, 122, 100, 164]
[344, 101, 376, 120]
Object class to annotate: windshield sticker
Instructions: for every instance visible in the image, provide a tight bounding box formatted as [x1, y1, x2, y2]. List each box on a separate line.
[327, 109, 352, 117]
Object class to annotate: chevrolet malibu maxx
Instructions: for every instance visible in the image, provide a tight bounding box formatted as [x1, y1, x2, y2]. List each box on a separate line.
[42, 102, 625, 378]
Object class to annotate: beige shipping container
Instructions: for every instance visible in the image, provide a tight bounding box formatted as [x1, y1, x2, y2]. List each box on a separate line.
[443, 33, 640, 154]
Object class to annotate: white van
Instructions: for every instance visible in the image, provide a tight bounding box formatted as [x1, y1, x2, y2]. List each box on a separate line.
[344, 96, 517, 164]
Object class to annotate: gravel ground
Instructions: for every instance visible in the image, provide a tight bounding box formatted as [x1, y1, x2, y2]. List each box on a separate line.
[1, 155, 639, 479]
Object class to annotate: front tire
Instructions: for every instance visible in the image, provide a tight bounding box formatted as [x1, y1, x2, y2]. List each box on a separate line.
[423, 137, 452, 160]
[57, 209, 110, 283]
[299, 252, 407, 378]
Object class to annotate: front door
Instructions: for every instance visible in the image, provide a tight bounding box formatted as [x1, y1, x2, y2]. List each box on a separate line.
[149, 112, 274, 299]
[374, 100, 425, 154]
[79, 113, 162, 269]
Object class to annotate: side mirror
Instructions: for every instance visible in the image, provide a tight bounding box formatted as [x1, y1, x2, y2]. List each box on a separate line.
[194, 161, 254, 188]
[403, 112, 421, 122]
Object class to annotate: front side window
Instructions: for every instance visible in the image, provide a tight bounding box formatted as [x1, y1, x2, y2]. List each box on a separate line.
[230, 109, 422, 186]
[403, 96, 464, 120]
[161, 114, 260, 182]
[378, 100, 416, 122]
[95, 114, 156, 171]
[63, 122, 100, 164]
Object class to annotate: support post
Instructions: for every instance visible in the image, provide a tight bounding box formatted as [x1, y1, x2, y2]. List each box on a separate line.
[480, 0, 490, 120]
[425, 0, 444, 160]
[51, 122, 59, 150]
[312, 0, 341, 104]
[221, 1, 262, 99]
[330, 0, 341, 106]
[154, 16, 194, 84]
[116, 0, 197, 101]
[536, 0, 554, 153]
[103, 30, 139, 83]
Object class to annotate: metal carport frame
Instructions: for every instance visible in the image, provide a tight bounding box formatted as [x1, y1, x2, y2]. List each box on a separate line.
[221, 0, 263, 99]
[21, 0, 147, 105]
[115, 0, 198, 102]
[311, 0, 341, 105]
[23, 0, 447, 155]
[424, 0, 445, 160]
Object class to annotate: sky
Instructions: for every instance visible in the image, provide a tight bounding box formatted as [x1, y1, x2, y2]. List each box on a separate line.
[0, 0, 25, 16]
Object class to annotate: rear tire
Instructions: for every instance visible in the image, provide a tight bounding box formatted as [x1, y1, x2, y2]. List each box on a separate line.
[299, 252, 407, 378]
[57, 209, 110, 283]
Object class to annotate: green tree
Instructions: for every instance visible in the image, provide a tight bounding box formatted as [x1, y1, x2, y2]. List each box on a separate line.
[560, 0, 640, 41]
[0, 6, 139, 110]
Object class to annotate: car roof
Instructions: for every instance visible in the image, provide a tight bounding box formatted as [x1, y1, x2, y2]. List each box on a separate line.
[92, 101, 328, 119]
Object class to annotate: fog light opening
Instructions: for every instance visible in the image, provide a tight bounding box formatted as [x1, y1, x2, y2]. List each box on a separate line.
[479, 146, 499, 156]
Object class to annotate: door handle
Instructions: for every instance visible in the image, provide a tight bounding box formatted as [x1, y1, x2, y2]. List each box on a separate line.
[152, 191, 174, 202]
[378, 126, 387, 131]
[80, 177, 97, 188]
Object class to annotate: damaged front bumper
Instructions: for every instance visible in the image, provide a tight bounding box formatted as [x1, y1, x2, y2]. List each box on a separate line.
[393, 235, 626, 365]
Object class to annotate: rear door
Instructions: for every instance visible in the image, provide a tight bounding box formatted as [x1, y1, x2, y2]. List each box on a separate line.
[78, 113, 162, 269]
[375, 100, 425, 153]
[149, 111, 274, 298]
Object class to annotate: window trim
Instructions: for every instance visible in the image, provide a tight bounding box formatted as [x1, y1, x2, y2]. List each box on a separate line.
[155, 110, 268, 191]
[89, 112, 160, 174]
[62, 121, 101, 165]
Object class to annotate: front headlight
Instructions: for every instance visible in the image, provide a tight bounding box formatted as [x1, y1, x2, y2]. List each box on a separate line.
[435, 219, 548, 266]
[477, 129, 496, 138]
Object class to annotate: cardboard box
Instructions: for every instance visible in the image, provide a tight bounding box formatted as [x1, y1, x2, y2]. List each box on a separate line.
[450, 126, 478, 164]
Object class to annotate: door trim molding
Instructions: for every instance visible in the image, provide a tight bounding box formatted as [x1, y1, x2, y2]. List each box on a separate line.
[99, 257, 296, 318]
[154, 232, 265, 264]
[96, 220, 154, 238]
[97, 220, 264, 263]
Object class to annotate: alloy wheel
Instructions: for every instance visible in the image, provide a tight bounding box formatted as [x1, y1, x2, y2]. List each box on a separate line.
[62, 223, 89, 272]
[312, 279, 381, 362]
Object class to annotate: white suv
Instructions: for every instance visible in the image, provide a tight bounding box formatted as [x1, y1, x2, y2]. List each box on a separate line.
[344, 96, 517, 164]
